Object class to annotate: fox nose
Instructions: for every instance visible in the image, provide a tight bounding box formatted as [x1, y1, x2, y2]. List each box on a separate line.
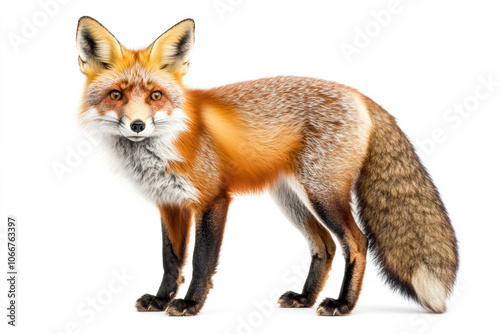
[130, 120, 146, 133]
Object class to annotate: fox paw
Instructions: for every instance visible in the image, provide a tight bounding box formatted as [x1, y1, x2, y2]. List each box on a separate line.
[166, 299, 200, 316]
[135, 294, 170, 312]
[316, 298, 352, 316]
[278, 291, 313, 308]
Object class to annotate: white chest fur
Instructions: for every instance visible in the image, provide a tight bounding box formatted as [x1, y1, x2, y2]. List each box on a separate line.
[110, 137, 198, 205]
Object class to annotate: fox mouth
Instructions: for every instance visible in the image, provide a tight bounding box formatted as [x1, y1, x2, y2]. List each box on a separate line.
[126, 136, 147, 142]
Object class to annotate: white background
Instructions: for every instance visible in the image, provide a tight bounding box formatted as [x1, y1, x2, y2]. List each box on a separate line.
[1, 0, 499, 333]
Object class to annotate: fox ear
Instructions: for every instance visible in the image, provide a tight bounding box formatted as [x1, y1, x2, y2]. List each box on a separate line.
[76, 16, 122, 75]
[148, 19, 195, 77]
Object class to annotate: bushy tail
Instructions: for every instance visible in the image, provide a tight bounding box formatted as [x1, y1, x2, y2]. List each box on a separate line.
[355, 98, 458, 313]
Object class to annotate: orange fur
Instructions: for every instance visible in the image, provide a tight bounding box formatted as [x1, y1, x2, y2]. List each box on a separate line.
[181, 90, 302, 197]
[157, 204, 192, 262]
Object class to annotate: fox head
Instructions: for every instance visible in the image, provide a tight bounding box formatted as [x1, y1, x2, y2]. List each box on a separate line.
[76, 16, 194, 142]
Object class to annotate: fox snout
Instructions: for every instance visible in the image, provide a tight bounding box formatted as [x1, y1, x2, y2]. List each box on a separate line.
[117, 101, 156, 141]
[119, 114, 155, 141]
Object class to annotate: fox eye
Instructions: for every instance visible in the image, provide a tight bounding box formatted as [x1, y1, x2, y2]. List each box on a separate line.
[150, 91, 162, 101]
[109, 90, 123, 101]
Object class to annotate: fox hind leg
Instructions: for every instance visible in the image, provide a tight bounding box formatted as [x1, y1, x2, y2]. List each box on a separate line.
[303, 187, 368, 316]
[272, 178, 336, 308]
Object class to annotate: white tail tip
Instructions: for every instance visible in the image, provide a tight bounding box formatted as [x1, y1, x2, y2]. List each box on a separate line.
[412, 266, 447, 313]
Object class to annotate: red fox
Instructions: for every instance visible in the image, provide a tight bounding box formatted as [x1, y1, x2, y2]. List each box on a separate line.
[76, 17, 458, 316]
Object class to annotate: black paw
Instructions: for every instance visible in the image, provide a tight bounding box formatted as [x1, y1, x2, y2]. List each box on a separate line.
[316, 298, 352, 316]
[166, 299, 200, 316]
[277, 291, 313, 308]
[135, 294, 170, 312]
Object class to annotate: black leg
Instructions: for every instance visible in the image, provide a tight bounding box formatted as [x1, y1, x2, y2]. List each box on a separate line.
[136, 204, 191, 312]
[166, 195, 229, 316]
